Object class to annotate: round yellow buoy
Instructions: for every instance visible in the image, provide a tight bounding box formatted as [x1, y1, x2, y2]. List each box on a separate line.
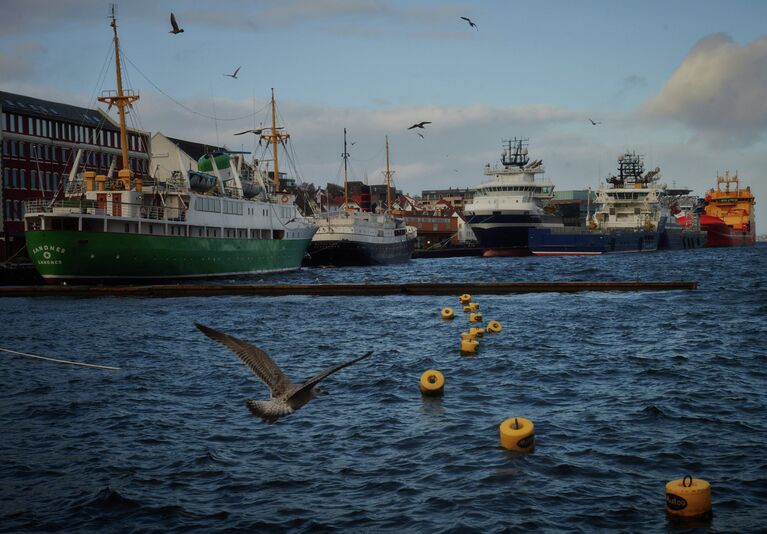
[468, 302, 479, 312]
[461, 338, 479, 355]
[461, 331, 477, 342]
[666, 476, 712, 518]
[486, 320, 502, 333]
[469, 312, 483, 323]
[463, 305, 472, 313]
[499, 417, 535, 452]
[459, 293, 472, 304]
[420, 369, 445, 396]
[469, 326, 485, 338]
[441, 307, 455, 320]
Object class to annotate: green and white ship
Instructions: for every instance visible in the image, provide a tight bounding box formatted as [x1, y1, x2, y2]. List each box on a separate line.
[24, 13, 316, 284]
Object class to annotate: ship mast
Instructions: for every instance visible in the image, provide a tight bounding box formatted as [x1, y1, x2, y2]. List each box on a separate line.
[343, 128, 349, 206]
[98, 6, 140, 191]
[260, 88, 289, 193]
[383, 136, 394, 211]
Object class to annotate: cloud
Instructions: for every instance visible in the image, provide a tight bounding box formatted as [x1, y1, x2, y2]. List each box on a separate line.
[0, 42, 46, 81]
[613, 74, 647, 101]
[643, 33, 767, 145]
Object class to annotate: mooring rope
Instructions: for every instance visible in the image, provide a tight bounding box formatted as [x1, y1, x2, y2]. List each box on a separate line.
[0, 347, 121, 370]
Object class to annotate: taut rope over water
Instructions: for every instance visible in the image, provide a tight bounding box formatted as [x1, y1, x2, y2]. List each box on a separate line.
[0, 347, 121, 370]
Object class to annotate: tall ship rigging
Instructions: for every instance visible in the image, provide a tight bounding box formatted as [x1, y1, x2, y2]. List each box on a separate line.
[23, 11, 316, 283]
[306, 130, 416, 266]
[464, 138, 563, 257]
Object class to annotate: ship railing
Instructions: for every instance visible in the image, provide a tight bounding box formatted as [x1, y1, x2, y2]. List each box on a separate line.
[23, 199, 186, 221]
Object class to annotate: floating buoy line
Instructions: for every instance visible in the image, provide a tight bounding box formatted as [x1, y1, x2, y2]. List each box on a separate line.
[0, 346, 121, 370]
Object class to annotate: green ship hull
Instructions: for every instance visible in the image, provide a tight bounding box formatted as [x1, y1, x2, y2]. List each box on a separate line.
[26, 230, 311, 283]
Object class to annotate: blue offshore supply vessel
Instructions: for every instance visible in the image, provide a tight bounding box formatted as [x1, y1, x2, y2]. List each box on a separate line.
[529, 152, 662, 256]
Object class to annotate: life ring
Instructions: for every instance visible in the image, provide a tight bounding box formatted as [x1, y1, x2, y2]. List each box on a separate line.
[140, 206, 148, 218]
[281, 194, 289, 203]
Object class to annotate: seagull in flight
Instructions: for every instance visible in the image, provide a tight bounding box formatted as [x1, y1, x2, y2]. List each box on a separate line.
[224, 66, 241, 79]
[195, 323, 374, 424]
[589, 118, 602, 125]
[169, 13, 184, 34]
[460, 16, 478, 30]
[234, 128, 263, 136]
[417, 132, 424, 139]
[408, 121, 431, 130]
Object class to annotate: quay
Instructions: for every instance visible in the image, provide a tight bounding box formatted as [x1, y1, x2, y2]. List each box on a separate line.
[0, 281, 696, 298]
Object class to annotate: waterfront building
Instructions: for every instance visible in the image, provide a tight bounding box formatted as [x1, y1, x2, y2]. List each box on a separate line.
[420, 187, 475, 212]
[0, 91, 150, 260]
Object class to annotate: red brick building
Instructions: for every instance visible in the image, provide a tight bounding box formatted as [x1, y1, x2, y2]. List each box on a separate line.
[0, 91, 150, 260]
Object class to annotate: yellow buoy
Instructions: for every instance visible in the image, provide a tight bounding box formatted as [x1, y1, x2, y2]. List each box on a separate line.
[461, 331, 476, 341]
[441, 307, 455, 320]
[469, 326, 485, 338]
[461, 338, 479, 355]
[486, 320, 502, 333]
[463, 305, 472, 313]
[468, 302, 479, 311]
[420, 369, 445, 396]
[499, 417, 535, 452]
[459, 293, 472, 304]
[666, 476, 712, 518]
[469, 312, 483, 323]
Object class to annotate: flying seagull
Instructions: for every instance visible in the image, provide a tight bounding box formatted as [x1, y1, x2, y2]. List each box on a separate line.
[224, 66, 241, 79]
[169, 13, 184, 34]
[460, 16, 478, 30]
[234, 128, 263, 136]
[589, 118, 602, 125]
[195, 323, 374, 424]
[417, 132, 424, 139]
[408, 121, 431, 130]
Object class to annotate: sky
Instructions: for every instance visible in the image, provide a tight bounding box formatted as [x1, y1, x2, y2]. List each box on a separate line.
[1, 0, 766, 228]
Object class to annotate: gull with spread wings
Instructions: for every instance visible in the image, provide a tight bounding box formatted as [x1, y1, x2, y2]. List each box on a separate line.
[196, 323, 374, 424]
[169, 13, 184, 34]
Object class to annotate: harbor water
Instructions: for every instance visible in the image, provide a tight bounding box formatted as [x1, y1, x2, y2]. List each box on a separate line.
[1, 246, 766, 532]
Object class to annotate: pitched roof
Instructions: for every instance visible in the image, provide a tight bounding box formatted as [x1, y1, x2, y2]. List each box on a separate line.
[165, 135, 228, 162]
[0, 90, 120, 131]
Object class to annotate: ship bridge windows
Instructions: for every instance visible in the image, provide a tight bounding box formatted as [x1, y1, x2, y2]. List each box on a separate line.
[223, 199, 243, 215]
[194, 196, 221, 213]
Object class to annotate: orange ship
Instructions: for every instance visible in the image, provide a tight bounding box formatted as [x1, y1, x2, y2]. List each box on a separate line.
[684, 172, 756, 247]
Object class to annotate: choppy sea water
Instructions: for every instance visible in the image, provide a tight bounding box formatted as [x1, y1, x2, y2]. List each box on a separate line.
[1, 245, 766, 532]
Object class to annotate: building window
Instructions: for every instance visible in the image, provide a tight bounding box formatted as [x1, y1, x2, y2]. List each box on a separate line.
[2, 139, 7, 157]
[28, 117, 33, 134]
[11, 140, 16, 158]
[18, 142, 25, 159]
[1, 112, 5, 131]
[42, 120, 47, 137]
[55, 123, 60, 139]
[36, 118, 41, 136]
[52, 146, 57, 162]
[53, 173, 59, 190]
[46, 172, 51, 190]
[30, 170, 35, 190]
[2, 168, 8, 187]
[99, 130, 104, 145]
[12, 168, 18, 188]
[20, 169, 26, 189]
